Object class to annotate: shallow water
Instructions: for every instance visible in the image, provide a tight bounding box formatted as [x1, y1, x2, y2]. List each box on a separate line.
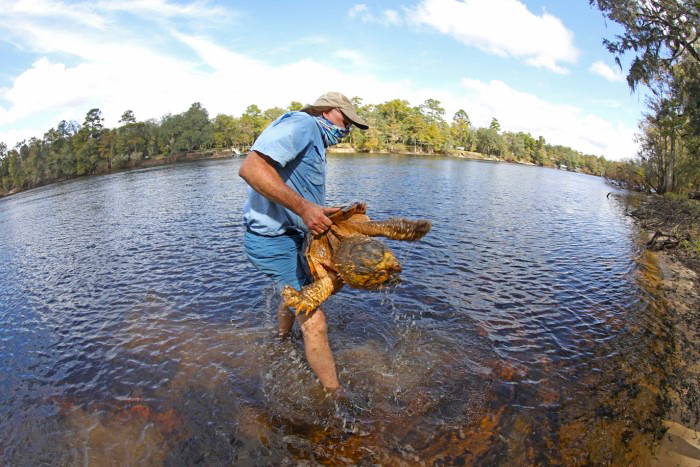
[0, 155, 672, 464]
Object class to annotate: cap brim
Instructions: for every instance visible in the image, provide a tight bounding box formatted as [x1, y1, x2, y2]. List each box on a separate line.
[300, 104, 369, 130]
[340, 107, 369, 130]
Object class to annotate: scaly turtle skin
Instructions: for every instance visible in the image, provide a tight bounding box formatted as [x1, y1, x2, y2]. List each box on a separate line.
[282, 202, 431, 314]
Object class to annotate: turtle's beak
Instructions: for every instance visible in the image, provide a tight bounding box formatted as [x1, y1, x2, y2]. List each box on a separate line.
[385, 271, 401, 286]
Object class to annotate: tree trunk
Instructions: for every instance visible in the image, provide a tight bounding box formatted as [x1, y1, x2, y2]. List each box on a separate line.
[659, 135, 668, 194]
[666, 127, 675, 193]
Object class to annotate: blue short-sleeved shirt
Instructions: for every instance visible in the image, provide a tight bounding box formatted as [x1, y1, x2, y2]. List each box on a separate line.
[242, 112, 326, 236]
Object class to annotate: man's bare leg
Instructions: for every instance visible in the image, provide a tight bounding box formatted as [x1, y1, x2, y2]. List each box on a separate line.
[297, 307, 339, 390]
[277, 302, 295, 337]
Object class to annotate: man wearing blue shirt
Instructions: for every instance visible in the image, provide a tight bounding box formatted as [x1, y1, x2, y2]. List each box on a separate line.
[239, 92, 368, 391]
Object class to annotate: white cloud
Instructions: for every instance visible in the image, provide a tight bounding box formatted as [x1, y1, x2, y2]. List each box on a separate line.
[348, 4, 369, 19]
[0, 22, 409, 138]
[0, 0, 635, 161]
[94, 0, 230, 18]
[347, 3, 403, 26]
[332, 49, 371, 68]
[383, 9, 401, 25]
[589, 60, 625, 83]
[407, 0, 579, 74]
[11, 0, 107, 27]
[456, 79, 636, 159]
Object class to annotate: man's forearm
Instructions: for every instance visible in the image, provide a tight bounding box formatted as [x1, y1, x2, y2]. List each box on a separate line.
[239, 151, 309, 216]
[239, 151, 336, 235]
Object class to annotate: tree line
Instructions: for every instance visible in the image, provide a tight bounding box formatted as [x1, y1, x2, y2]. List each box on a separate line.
[591, 0, 700, 195]
[0, 97, 616, 196]
[346, 98, 611, 175]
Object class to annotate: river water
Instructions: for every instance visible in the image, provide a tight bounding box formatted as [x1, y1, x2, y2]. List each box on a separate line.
[0, 154, 672, 464]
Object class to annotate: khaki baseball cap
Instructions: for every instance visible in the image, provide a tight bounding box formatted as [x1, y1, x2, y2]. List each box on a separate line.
[300, 92, 369, 129]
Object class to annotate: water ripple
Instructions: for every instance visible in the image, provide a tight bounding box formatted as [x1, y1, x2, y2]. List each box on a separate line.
[0, 156, 671, 464]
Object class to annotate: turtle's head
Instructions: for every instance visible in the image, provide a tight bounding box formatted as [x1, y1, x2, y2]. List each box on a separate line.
[333, 236, 402, 290]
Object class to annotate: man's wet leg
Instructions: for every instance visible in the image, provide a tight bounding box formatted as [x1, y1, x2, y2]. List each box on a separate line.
[277, 301, 295, 337]
[298, 307, 339, 390]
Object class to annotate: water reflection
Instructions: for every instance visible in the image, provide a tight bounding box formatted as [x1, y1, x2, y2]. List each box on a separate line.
[0, 156, 672, 464]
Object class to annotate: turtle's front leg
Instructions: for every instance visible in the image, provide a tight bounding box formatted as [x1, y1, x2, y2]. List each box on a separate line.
[281, 273, 343, 315]
[347, 219, 432, 241]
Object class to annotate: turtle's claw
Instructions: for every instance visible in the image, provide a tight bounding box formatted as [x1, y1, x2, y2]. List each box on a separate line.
[294, 301, 315, 316]
[282, 286, 301, 308]
[282, 286, 317, 315]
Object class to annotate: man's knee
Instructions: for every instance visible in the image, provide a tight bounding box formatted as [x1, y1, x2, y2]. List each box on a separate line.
[299, 308, 327, 335]
[278, 301, 293, 316]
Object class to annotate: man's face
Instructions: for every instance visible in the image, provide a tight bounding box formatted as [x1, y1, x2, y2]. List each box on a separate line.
[323, 108, 351, 129]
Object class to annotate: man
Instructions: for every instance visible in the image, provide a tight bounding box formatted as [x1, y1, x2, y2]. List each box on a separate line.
[238, 92, 368, 391]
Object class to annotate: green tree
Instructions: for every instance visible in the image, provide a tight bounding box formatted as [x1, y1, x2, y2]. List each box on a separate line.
[239, 104, 265, 147]
[475, 127, 502, 157]
[533, 136, 547, 166]
[212, 114, 240, 149]
[590, 0, 700, 90]
[263, 107, 285, 124]
[7, 149, 22, 189]
[97, 129, 116, 170]
[502, 132, 526, 161]
[377, 99, 412, 149]
[74, 109, 104, 175]
[119, 110, 136, 124]
[159, 103, 213, 154]
[83, 108, 104, 140]
[116, 110, 146, 164]
[451, 110, 471, 149]
[489, 117, 501, 133]
[348, 98, 369, 148]
[420, 99, 446, 124]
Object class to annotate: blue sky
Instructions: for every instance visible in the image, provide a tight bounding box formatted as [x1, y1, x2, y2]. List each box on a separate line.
[0, 0, 645, 160]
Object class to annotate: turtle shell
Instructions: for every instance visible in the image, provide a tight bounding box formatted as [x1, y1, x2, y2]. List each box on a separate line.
[332, 236, 401, 289]
[302, 202, 368, 280]
[326, 202, 367, 223]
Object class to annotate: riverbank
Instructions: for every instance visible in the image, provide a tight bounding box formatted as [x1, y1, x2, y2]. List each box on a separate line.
[0, 149, 239, 199]
[0, 148, 575, 200]
[328, 145, 529, 164]
[624, 195, 700, 464]
[653, 250, 700, 465]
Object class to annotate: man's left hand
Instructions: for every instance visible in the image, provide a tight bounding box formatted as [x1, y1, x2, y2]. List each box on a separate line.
[301, 202, 340, 235]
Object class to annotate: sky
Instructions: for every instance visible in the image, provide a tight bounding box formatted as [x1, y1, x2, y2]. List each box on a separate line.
[0, 0, 647, 160]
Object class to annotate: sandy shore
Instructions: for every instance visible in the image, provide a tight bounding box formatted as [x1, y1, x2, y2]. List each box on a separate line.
[611, 193, 700, 464]
[650, 249, 700, 466]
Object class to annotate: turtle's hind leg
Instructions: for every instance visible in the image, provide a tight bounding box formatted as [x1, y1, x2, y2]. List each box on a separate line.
[281, 274, 343, 315]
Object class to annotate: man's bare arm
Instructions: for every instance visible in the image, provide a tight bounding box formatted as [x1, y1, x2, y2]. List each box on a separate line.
[238, 151, 337, 235]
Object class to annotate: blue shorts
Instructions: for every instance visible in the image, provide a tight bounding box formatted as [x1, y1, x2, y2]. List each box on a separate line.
[243, 229, 311, 291]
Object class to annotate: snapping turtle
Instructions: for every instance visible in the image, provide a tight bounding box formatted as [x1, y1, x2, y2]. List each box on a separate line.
[282, 202, 431, 314]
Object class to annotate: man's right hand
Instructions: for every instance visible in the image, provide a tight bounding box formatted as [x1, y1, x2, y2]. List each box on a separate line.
[301, 202, 340, 235]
